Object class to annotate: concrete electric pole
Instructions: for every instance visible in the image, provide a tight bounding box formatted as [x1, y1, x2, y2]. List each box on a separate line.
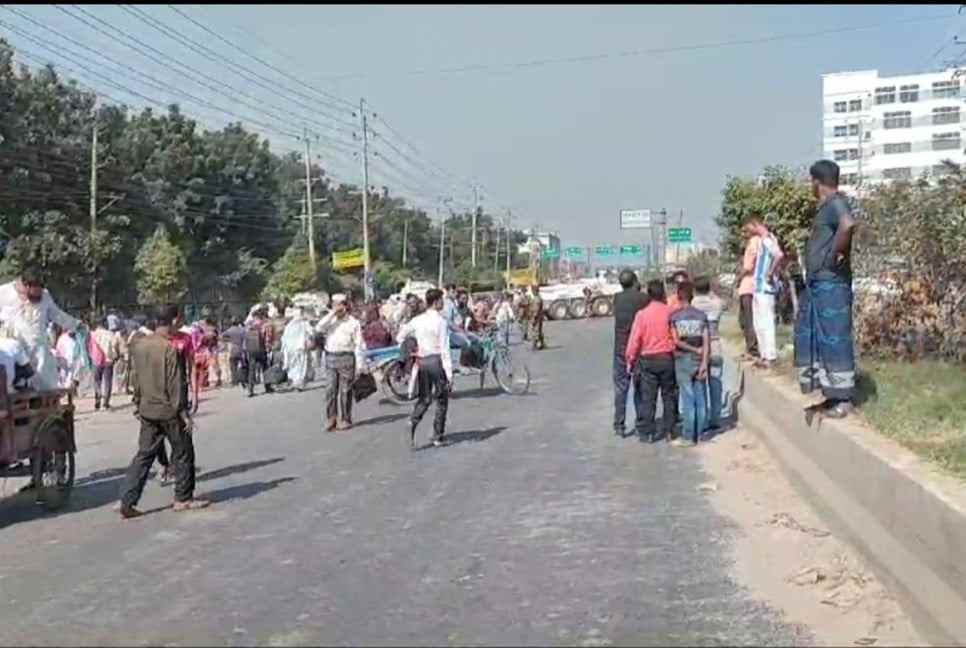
[89, 118, 98, 313]
[359, 98, 372, 301]
[301, 127, 317, 274]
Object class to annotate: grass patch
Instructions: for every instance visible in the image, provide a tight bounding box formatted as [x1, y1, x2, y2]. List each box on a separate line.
[722, 314, 966, 477]
[858, 360, 966, 478]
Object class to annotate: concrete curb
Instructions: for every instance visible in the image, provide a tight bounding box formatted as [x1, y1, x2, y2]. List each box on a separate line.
[729, 343, 966, 646]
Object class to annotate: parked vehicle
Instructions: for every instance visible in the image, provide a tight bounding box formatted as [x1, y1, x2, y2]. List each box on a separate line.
[539, 278, 621, 321]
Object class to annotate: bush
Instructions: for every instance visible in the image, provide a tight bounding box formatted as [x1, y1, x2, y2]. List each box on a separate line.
[854, 163, 966, 361]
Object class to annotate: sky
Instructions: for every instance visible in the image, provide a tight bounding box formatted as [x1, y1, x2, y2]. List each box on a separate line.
[2, 4, 962, 251]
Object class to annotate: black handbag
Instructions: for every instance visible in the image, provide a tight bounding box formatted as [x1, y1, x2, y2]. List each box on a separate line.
[352, 373, 378, 402]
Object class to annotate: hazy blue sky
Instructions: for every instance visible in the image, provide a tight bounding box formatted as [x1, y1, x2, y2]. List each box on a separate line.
[3, 4, 961, 249]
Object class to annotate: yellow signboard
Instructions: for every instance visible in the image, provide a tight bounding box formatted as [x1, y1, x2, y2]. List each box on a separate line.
[505, 268, 537, 286]
[332, 248, 365, 271]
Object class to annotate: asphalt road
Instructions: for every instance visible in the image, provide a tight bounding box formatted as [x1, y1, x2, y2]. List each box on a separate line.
[0, 318, 810, 647]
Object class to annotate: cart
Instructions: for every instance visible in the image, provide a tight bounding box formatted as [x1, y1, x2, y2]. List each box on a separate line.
[0, 367, 77, 510]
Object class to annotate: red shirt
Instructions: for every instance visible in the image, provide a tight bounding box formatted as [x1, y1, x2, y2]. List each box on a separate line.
[624, 301, 675, 369]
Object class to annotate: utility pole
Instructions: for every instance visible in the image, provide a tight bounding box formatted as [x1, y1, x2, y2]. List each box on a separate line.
[402, 216, 409, 268]
[359, 98, 372, 301]
[505, 209, 512, 282]
[302, 127, 317, 274]
[89, 118, 98, 314]
[471, 184, 481, 268]
[437, 205, 446, 287]
[494, 220, 501, 272]
[675, 208, 684, 265]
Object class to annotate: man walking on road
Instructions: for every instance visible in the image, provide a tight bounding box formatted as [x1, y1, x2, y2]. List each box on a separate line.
[625, 280, 678, 443]
[796, 160, 858, 420]
[745, 215, 784, 370]
[397, 288, 452, 449]
[119, 305, 209, 519]
[612, 270, 649, 437]
[91, 318, 123, 411]
[529, 285, 546, 351]
[737, 224, 761, 360]
[316, 294, 365, 432]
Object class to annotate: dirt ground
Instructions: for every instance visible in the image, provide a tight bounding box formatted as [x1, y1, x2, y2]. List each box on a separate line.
[697, 423, 927, 647]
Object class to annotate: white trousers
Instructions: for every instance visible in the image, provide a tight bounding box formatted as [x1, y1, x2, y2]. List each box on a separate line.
[753, 293, 777, 361]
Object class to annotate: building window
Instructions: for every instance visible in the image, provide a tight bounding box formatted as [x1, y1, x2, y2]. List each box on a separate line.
[932, 132, 961, 151]
[884, 142, 912, 155]
[933, 80, 961, 99]
[833, 101, 847, 113]
[883, 167, 912, 180]
[833, 125, 847, 137]
[932, 106, 961, 125]
[841, 173, 859, 186]
[848, 148, 860, 160]
[875, 86, 896, 104]
[899, 84, 919, 103]
[883, 111, 912, 129]
[848, 99, 863, 112]
[848, 123, 859, 136]
[833, 149, 848, 162]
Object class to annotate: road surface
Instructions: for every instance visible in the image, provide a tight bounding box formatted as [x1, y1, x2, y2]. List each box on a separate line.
[0, 317, 812, 646]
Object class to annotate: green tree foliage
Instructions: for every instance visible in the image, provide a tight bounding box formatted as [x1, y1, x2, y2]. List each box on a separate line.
[716, 165, 816, 266]
[134, 227, 188, 304]
[262, 238, 318, 300]
[0, 39, 529, 314]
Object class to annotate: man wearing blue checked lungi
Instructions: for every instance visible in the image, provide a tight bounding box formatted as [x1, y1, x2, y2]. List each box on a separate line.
[795, 160, 858, 420]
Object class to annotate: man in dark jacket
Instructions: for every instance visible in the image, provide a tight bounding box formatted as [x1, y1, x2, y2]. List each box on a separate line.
[119, 304, 209, 518]
[612, 269, 649, 437]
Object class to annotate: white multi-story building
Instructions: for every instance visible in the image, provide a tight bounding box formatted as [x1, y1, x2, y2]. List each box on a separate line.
[822, 68, 965, 192]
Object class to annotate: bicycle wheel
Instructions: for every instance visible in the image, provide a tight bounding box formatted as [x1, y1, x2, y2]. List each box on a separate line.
[492, 349, 531, 396]
[383, 359, 416, 403]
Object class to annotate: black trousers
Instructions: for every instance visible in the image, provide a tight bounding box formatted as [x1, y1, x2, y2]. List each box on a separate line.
[93, 364, 114, 406]
[229, 353, 244, 385]
[613, 344, 638, 432]
[739, 294, 758, 356]
[411, 355, 449, 442]
[121, 415, 196, 506]
[246, 351, 272, 395]
[634, 353, 678, 440]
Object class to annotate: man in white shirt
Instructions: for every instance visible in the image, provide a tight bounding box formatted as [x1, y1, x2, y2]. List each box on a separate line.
[315, 294, 366, 432]
[396, 288, 452, 449]
[0, 268, 81, 391]
[744, 215, 785, 370]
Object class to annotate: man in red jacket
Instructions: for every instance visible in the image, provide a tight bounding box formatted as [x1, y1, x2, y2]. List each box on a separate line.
[625, 280, 678, 443]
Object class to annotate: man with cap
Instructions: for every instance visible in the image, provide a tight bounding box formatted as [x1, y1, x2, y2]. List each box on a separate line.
[315, 294, 366, 431]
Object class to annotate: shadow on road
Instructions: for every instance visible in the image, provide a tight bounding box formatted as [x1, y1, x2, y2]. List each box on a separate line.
[196, 457, 285, 483]
[450, 387, 504, 400]
[415, 426, 506, 451]
[0, 469, 129, 530]
[355, 413, 410, 428]
[202, 477, 297, 504]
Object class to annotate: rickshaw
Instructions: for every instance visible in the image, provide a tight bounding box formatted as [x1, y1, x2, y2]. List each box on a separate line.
[0, 367, 77, 510]
[373, 326, 531, 404]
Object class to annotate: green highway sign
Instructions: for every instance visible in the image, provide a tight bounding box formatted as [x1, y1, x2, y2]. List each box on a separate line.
[620, 244, 643, 256]
[542, 247, 560, 259]
[565, 246, 585, 258]
[594, 245, 616, 256]
[668, 227, 693, 243]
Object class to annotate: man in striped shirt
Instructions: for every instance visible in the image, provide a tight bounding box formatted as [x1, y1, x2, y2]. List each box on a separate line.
[744, 215, 784, 370]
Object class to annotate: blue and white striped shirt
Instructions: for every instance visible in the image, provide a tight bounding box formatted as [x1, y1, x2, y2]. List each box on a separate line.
[753, 233, 783, 295]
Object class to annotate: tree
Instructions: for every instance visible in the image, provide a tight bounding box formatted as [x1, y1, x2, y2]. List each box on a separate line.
[134, 227, 188, 304]
[262, 239, 318, 300]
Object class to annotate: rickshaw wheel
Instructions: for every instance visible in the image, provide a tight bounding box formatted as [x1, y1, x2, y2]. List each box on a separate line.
[31, 419, 75, 511]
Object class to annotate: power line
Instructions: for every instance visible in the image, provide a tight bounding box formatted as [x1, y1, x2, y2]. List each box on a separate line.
[317, 11, 957, 80]
[164, 4, 356, 112]
[118, 4, 356, 129]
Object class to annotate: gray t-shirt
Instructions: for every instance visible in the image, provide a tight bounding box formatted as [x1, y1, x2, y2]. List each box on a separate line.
[806, 193, 853, 282]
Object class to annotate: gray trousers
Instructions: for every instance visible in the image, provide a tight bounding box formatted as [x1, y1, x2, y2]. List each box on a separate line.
[325, 353, 355, 422]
